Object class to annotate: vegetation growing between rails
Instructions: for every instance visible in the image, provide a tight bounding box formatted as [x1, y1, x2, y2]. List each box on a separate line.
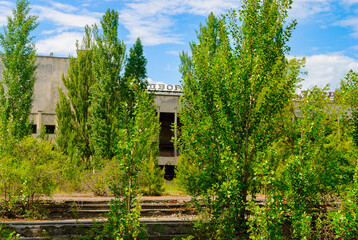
[0, 130, 64, 218]
[0, 224, 19, 240]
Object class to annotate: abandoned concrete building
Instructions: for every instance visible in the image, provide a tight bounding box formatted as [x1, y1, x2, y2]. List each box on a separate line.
[0, 55, 181, 174]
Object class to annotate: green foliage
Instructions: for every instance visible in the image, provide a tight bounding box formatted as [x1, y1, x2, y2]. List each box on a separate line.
[0, 225, 19, 240]
[178, 0, 300, 237]
[55, 9, 162, 201]
[330, 171, 358, 239]
[0, 0, 38, 140]
[89, 9, 126, 164]
[100, 86, 158, 239]
[247, 196, 286, 240]
[103, 188, 147, 240]
[0, 134, 63, 218]
[328, 70, 358, 239]
[340, 70, 358, 147]
[175, 155, 201, 195]
[80, 159, 123, 196]
[124, 37, 148, 90]
[56, 27, 95, 165]
[37, 124, 48, 141]
[266, 86, 355, 238]
[56, 89, 75, 154]
[139, 151, 165, 196]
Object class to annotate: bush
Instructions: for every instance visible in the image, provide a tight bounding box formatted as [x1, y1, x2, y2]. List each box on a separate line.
[139, 151, 165, 196]
[0, 136, 63, 217]
[330, 172, 358, 238]
[0, 224, 19, 240]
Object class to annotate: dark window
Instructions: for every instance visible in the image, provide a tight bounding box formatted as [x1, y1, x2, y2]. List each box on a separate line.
[160, 165, 176, 181]
[32, 125, 37, 134]
[159, 113, 175, 157]
[45, 125, 56, 134]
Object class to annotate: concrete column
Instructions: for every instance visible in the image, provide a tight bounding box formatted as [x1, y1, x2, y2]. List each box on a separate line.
[174, 110, 177, 157]
[37, 110, 43, 134]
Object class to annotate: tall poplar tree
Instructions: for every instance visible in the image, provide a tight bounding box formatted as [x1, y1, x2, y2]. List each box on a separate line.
[124, 37, 148, 90]
[0, 0, 38, 139]
[178, 0, 301, 237]
[89, 9, 126, 164]
[56, 27, 95, 163]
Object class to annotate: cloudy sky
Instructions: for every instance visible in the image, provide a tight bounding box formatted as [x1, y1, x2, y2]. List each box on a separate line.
[1, 0, 358, 90]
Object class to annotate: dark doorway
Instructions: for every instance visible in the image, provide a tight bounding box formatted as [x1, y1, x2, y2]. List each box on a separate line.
[159, 112, 175, 157]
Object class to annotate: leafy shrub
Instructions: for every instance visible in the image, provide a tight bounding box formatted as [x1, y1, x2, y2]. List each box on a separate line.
[247, 196, 286, 240]
[0, 135, 63, 217]
[330, 171, 358, 238]
[139, 151, 165, 196]
[0, 224, 19, 240]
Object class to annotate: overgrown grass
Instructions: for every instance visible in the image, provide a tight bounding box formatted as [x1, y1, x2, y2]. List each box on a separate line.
[165, 180, 186, 196]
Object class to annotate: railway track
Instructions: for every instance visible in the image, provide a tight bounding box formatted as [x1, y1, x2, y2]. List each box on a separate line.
[1, 198, 195, 239]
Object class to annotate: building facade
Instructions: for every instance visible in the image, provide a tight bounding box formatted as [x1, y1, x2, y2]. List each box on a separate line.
[0, 55, 181, 167]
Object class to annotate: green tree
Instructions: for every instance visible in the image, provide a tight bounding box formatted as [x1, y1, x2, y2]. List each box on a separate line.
[0, 125, 64, 218]
[328, 70, 358, 238]
[260, 86, 355, 239]
[102, 85, 159, 239]
[340, 70, 358, 147]
[56, 26, 95, 164]
[124, 37, 148, 90]
[0, 0, 38, 139]
[89, 9, 126, 164]
[177, 1, 299, 237]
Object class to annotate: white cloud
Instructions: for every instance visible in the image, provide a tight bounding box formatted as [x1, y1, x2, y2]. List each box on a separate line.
[119, 0, 239, 46]
[182, 0, 240, 16]
[36, 32, 83, 56]
[300, 54, 358, 90]
[166, 50, 180, 56]
[289, 0, 331, 19]
[118, 0, 337, 46]
[337, 17, 358, 38]
[49, 1, 78, 12]
[33, 5, 100, 30]
[0, 1, 13, 25]
[147, 77, 166, 85]
[341, 0, 358, 5]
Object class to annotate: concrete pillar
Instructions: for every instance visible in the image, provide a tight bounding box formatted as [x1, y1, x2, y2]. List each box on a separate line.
[37, 111, 43, 134]
[174, 110, 177, 157]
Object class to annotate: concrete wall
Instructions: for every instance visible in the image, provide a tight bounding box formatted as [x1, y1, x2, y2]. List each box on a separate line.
[31, 56, 69, 135]
[0, 55, 69, 135]
[0, 56, 181, 165]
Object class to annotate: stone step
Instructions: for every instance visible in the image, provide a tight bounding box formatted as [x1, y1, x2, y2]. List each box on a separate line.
[45, 202, 187, 210]
[3, 218, 193, 240]
[41, 200, 194, 219]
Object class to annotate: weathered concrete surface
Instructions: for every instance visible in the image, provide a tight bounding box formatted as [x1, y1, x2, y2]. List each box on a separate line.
[32, 56, 69, 117]
[21, 199, 195, 219]
[3, 218, 194, 240]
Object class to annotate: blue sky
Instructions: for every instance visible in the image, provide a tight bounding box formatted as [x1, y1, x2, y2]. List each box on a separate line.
[1, 0, 358, 90]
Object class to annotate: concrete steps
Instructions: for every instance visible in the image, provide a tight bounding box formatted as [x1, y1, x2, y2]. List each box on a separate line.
[3, 218, 194, 240]
[41, 199, 195, 219]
